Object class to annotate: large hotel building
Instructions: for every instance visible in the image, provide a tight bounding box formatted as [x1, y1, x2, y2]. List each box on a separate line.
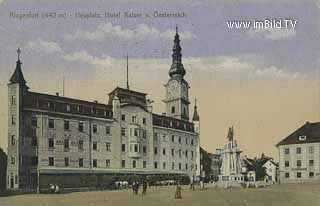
[6, 29, 200, 190]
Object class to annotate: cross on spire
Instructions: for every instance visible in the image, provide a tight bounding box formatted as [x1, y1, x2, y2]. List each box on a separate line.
[17, 48, 21, 61]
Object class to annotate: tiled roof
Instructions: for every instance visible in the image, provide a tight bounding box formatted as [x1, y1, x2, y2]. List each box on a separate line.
[152, 113, 195, 133]
[276, 122, 320, 146]
[108, 87, 147, 108]
[22, 91, 113, 119]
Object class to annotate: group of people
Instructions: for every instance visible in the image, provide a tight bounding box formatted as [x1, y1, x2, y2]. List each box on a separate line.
[132, 181, 148, 196]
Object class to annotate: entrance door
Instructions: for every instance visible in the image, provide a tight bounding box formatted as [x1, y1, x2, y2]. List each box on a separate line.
[10, 177, 14, 189]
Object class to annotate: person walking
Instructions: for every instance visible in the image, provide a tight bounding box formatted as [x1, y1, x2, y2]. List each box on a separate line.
[142, 181, 147, 196]
[174, 182, 182, 199]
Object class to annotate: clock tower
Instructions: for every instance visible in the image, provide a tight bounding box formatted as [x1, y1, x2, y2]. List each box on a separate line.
[164, 27, 190, 121]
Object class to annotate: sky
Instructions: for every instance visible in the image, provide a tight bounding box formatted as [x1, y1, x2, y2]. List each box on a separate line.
[0, 0, 320, 159]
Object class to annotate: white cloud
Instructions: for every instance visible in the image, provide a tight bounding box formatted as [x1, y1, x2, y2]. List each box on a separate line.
[66, 23, 196, 42]
[27, 38, 62, 53]
[246, 28, 296, 40]
[63, 50, 304, 81]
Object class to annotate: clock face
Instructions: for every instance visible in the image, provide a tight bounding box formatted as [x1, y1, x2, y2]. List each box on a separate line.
[168, 80, 178, 99]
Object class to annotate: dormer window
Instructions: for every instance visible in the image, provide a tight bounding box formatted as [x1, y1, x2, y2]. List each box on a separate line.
[66, 104, 71, 112]
[299, 135, 306, 141]
[77, 105, 84, 113]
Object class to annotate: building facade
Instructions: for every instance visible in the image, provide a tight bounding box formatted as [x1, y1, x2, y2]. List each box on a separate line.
[262, 159, 278, 183]
[6, 29, 200, 190]
[277, 122, 320, 183]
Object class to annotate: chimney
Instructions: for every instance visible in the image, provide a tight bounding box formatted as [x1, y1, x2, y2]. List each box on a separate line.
[56, 93, 59, 96]
[93, 100, 98, 103]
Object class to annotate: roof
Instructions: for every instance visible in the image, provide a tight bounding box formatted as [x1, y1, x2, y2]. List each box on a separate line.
[9, 60, 27, 85]
[152, 113, 195, 133]
[23, 91, 113, 119]
[263, 159, 278, 167]
[276, 122, 320, 146]
[108, 87, 147, 107]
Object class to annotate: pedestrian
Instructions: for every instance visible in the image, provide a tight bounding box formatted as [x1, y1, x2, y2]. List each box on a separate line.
[142, 181, 147, 196]
[132, 182, 136, 195]
[136, 181, 140, 195]
[174, 182, 182, 199]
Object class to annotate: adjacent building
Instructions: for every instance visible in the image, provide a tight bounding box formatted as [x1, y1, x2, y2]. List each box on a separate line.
[262, 159, 278, 183]
[277, 122, 320, 183]
[6, 29, 200, 190]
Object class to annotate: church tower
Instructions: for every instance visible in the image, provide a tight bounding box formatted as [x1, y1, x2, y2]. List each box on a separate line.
[164, 27, 190, 121]
[7, 48, 29, 189]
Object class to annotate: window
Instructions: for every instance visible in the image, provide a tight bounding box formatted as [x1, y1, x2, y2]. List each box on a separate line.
[106, 126, 111, 135]
[143, 161, 147, 168]
[11, 156, 15, 165]
[132, 116, 136, 123]
[106, 143, 111, 151]
[49, 157, 54, 166]
[121, 144, 126, 152]
[11, 96, 16, 105]
[171, 149, 175, 156]
[142, 130, 147, 139]
[298, 135, 306, 141]
[191, 151, 194, 159]
[121, 114, 126, 121]
[64, 157, 69, 167]
[163, 148, 166, 156]
[154, 147, 158, 155]
[78, 122, 84, 132]
[48, 138, 54, 148]
[133, 160, 136, 168]
[297, 160, 301, 167]
[78, 105, 84, 113]
[121, 128, 126, 136]
[163, 162, 166, 170]
[171, 106, 175, 114]
[179, 150, 182, 158]
[285, 172, 290, 178]
[64, 120, 69, 130]
[163, 134, 167, 142]
[134, 128, 139, 137]
[309, 172, 314, 178]
[143, 118, 146, 125]
[78, 140, 83, 150]
[106, 159, 110, 168]
[66, 104, 71, 112]
[185, 150, 188, 158]
[178, 137, 181, 144]
[12, 115, 16, 125]
[143, 146, 147, 154]
[93, 159, 97, 168]
[48, 101, 55, 109]
[285, 161, 289, 167]
[297, 172, 301, 178]
[93, 142, 97, 151]
[172, 162, 175, 170]
[11, 135, 15, 146]
[122, 160, 125, 168]
[309, 146, 314, 154]
[154, 162, 158, 169]
[79, 158, 83, 167]
[171, 135, 175, 142]
[49, 119, 54, 129]
[309, 160, 314, 167]
[284, 148, 290, 154]
[93, 124, 97, 133]
[179, 163, 181, 170]
[296, 147, 301, 154]
[191, 139, 194, 146]
[31, 117, 37, 127]
[185, 163, 188, 170]
[134, 144, 138, 152]
[92, 108, 97, 115]
[64, 139, 69, 150]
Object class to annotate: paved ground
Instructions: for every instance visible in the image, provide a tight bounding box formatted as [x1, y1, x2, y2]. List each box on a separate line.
[0, 184, 320, 206]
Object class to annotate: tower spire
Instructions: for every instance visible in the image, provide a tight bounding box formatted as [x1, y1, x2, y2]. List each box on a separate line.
[169, 26, 186, 78]
[192, 98, 200, 121]
[9, 48, 27, 87]
[126, 53, 129, 90]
